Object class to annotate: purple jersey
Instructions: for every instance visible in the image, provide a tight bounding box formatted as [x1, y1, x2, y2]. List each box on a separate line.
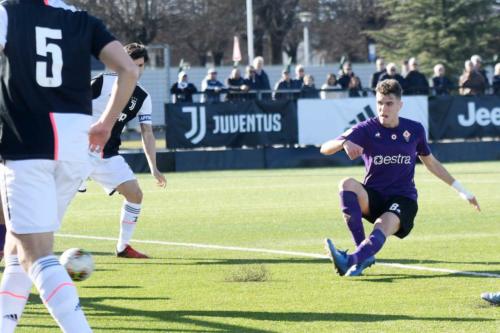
[340, 117, 431, 201]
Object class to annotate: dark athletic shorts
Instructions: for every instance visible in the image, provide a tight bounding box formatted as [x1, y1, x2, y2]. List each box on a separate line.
[362, 185, 418, 239]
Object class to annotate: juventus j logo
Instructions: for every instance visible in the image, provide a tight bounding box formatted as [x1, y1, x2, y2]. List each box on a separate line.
[129, 97, 137, 110]
[183, 106, 206, 144]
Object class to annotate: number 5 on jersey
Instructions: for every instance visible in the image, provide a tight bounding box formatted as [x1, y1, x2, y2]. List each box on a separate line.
[35, 27, 63, 87]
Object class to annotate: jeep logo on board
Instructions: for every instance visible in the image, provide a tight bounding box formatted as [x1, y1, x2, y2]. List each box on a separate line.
[458, 102, 500, 127]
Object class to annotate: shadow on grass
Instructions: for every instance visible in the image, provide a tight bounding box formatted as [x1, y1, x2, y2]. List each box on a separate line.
[351, 269, 500, 283]
[82, 285, 142, 290]
[22, 295, 494, 333]
[380, 258, 500, 266]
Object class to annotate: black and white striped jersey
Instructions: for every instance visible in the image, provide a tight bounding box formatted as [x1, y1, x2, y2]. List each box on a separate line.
[91, 73, 152, 158]
[0, 0, 115, 161]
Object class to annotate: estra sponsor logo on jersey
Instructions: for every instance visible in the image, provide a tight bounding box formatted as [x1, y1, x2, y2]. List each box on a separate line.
[373, 154, 411, 165]
[458, 102, 500, 127]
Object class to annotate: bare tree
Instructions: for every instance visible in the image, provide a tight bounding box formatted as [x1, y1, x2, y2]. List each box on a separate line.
[164, 0, 246, 66]
[70, 0, 175, 44]
[314, 0, 386, 63]
[254, 0, 300, 64]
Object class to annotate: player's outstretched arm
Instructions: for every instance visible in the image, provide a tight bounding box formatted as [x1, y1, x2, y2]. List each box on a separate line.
[320, 139, 363, 160]
[140, 123, 166, 188]
[419, 154, 480, 211]
[320, 139, 345, 156]
[89, 41, 139, 152]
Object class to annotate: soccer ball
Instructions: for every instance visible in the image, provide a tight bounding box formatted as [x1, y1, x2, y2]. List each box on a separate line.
[59, 248, 94, 282]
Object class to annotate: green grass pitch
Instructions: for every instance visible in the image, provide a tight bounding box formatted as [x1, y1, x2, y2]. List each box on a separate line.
[9, 161, 500, 332]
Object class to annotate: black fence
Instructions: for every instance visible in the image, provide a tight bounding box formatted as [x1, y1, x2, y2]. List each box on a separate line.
[171, 85, 500, 104]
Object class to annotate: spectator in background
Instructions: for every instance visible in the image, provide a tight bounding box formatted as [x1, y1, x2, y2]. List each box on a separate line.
[243, 65, 258, 100]
[273, 68, 295, 100]
[401, 59, 409, 77]
[379, 62, 406, 89]
[471, 55, 489, 88]
[252, 56, 271, 99]
[293, 64, 306, 88]
[201, 68, 224, 103]
[493, 63, 500, 95]
[432, 64, 454, 95]
[300, 74, 319, 99]
[225, 68, 248, 101]
[348, 75, 365, 97]
[404, 57, 429, 95]
[320, 73, 343, 99]
[338, 61, 355, 90]
[170, 71, 198, 103]
[370, 58, 385, 90]
[459, 60, 486, 96]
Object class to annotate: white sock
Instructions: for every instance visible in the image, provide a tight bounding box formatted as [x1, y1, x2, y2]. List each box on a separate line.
[0, 256, 32, 333]
[29, 255, 92, 333]
[117, 201, 141, 252]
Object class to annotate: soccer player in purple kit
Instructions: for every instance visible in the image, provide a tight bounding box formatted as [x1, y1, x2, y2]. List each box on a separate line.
[320, 79, 480, 276]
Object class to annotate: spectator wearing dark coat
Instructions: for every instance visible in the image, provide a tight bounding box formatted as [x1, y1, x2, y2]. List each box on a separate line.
[225, 68, 247, 101]
[337, 61, 356, 90]
[300, 74, 319, 99]
[348, 75, 365, 97]
[493, 63, 500, 95]
[378, 62, 406, 91]
[170, 71, 198, 103]
[431, 64, 454, 95]
[370, 58, 385, 90]
[200, 68, 225, 103]
[273, 69, 294, 100]
[252, 56, 271, 99]
[404, 57, 429, 95]
[292, 64, 305, 89]
[243, 65, 258, 100]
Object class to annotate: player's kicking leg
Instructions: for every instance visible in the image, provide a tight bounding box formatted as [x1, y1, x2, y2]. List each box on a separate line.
[325, 178, 375, 276]
[115, 180, 148, 258]
[326, 212, 399, 276]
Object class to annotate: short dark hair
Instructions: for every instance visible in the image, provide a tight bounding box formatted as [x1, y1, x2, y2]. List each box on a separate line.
[124, 42, 149, 62]
[376, 79, 402, 99]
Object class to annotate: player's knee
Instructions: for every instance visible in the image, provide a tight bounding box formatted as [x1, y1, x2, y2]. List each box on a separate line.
[338, 177, 359, 192]
[127, 187, 143, 203]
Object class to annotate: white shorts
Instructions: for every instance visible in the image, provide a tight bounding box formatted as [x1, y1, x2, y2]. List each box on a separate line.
[89, 155, 136, 195]
[0, 159, 90, 234]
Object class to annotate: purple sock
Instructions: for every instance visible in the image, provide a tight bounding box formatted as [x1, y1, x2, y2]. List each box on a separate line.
[340, 191, 365, 246]
[0, 224, 5, 251]
[347, 229, 386, 266]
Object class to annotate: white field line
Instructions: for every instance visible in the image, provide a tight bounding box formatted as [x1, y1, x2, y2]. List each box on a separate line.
[56, 233, 500, 278]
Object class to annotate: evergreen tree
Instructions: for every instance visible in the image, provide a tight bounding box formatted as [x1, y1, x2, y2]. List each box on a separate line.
[367, 0, 500, 78]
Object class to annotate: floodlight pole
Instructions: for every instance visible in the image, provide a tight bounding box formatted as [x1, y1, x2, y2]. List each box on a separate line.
[246, 0, 254, 63]
[299, 12, 313, 66]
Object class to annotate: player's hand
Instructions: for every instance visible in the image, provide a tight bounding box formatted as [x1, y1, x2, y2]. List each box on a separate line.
[343, 140, 363, 160]
[88, 122, 112, 154]
[468, 196, 481, 212]
[153, 169, 167, 188]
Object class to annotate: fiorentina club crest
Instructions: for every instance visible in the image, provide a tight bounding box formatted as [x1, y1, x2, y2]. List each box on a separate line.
[403, 130, 411, 142]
